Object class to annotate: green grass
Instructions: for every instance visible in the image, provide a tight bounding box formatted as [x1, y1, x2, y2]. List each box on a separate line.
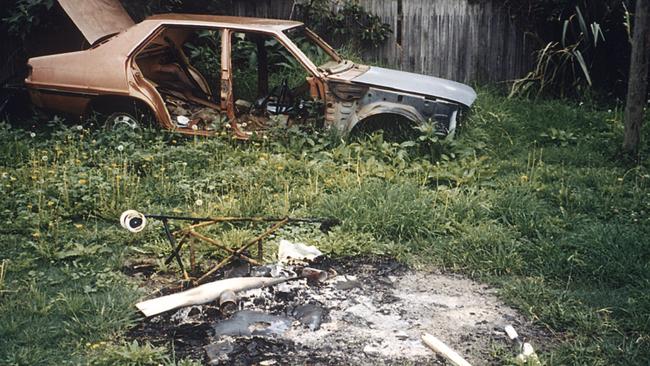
[0, 89, 649, 364]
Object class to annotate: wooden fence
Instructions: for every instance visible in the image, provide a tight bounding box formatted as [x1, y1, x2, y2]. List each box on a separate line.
[0, 0, 531, 87]
[229, 0, 532, 84]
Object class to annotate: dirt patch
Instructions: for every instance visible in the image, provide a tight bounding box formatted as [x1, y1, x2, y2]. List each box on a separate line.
[127, 257, 547, 365]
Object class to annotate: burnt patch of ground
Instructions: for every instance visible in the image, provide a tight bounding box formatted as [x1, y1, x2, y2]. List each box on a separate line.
[126, 256, 550, 365]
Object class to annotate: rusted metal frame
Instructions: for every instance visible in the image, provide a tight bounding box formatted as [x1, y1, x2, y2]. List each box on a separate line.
[147, 215, 337, 282]
[230, 28, 321, 81]
[189, 239, 196, 272]
[161, 218, 189, 280]
[185, 230, 262, 266]
[273, 30, 320, 78]
[221, 28, 240, 135]
[128, 25, 224, 133]
[275, 29, 327, 114]
[195, 218, 289, 285]
[171, 216, 333, 236]
[163, 231, 188, 266]
[304, 27, 342, 63]
[224, 27, 324, 139]
[175, 219, 220, 234]
[127, 25, 177, 130]
[224, 28, 257, 139]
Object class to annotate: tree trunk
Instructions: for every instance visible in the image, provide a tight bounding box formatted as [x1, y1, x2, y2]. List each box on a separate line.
[623, 0, 650, 154]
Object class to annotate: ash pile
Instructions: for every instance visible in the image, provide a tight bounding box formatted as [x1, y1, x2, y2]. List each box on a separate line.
[129, 239, 538, 365]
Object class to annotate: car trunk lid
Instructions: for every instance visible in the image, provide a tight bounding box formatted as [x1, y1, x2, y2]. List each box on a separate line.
[57, 0, 135, 45]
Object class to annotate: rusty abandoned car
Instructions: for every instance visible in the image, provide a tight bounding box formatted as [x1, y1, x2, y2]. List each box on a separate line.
[25, 0, 477, 138]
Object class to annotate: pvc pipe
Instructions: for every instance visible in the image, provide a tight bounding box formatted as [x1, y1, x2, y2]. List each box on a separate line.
[219, 289, 238, 315]
[421, 333, 472, 366]
[136, 276, 292, 317]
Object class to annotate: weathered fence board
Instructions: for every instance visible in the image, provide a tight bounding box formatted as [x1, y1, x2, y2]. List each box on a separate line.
[356, 0, 531, 83]
[228, 0, 531, 84]
[0, 0, 531, 87]
[231, 0, 295, 19]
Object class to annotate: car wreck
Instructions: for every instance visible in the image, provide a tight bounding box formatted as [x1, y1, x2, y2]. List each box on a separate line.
[25, 0, 477, 138]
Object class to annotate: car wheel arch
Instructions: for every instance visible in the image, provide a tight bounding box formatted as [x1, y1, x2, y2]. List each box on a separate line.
[85, 95, 158, 126]
[346, 102, 425, 135]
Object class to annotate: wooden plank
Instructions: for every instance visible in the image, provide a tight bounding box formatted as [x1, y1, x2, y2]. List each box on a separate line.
[223, 0, 531, 83]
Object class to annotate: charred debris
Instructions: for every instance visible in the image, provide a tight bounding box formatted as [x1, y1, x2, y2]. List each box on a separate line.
[120, 210, 542, 365]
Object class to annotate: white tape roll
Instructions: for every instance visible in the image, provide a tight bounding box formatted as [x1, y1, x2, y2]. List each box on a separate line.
[119, 210, 147, 233]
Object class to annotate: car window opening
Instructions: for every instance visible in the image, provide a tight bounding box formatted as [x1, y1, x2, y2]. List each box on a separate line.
[230, 31, 318, 134]
[135, 27, 224, 132]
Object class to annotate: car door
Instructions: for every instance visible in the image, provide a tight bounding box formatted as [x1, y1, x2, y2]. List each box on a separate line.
[223, 27, 330, 137]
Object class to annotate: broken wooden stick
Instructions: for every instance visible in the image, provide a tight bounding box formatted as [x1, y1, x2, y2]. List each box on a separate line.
[421, 333, 472, 366]
[136, 276, 294, 317]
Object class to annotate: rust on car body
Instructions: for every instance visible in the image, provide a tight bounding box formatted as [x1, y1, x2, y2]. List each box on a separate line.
[25, 0, 477, 137]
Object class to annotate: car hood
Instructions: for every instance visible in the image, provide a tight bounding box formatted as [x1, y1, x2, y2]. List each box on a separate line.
[350, 66, 477, 107]
[58, 0, 135, 45]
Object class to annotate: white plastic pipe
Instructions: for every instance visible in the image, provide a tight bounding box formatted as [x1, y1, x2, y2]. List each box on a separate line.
[136, 276, 292, 317]
[421, 333, 472, 366]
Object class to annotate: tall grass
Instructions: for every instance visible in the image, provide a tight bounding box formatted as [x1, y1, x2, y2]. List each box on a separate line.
[0, 88, 649, 364]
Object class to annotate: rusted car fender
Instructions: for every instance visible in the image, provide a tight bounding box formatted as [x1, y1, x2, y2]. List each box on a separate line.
[346, 101, 426, 133]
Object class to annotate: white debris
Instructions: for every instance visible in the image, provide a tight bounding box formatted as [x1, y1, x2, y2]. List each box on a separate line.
[363, 344, 381, 356]
[505, 324, 519, 340]
[176, 115, 190, 126]
[277, 239, 323, 264]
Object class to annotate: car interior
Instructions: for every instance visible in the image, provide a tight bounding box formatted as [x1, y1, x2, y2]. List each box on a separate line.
[135, 26, 224, 131]
[133, 26, 315, 135]
[229, 31, 314, 129]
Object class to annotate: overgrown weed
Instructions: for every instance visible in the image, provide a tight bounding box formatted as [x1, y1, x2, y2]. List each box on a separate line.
[1, 88, 649, 364]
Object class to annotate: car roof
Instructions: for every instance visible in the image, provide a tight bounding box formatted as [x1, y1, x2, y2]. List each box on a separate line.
[144, 14, 304, 32]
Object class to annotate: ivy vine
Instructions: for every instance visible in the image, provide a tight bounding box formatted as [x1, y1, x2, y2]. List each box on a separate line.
[293, 0, 392, 48]
[1, 0, 55, 39]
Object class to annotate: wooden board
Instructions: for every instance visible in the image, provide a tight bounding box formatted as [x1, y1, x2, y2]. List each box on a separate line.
[228, 0, 532, 84]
